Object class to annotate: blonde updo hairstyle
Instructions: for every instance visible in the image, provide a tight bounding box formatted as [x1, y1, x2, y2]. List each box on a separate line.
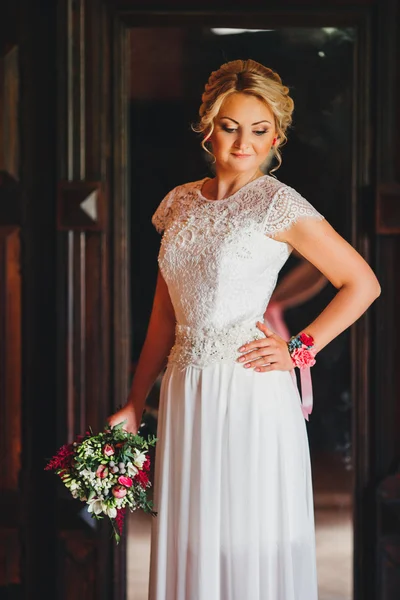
[193, 59, 294, 173]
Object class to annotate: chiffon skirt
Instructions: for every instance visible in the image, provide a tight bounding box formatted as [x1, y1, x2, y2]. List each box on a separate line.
[148, 362, 318, 600]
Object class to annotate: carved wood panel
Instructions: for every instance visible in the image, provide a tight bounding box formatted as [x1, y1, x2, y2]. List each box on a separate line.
[58, 532, 98, 600]
[0, 46, 19, 179]
[55, 0, 119, 598]
[376, 184, 400, 234]
[0, 227, 21, 589]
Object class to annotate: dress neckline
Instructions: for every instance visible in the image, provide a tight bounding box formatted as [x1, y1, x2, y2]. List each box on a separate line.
[195, 174, 269, 203]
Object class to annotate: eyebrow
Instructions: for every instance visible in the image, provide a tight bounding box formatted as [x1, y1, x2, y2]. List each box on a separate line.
[220, 116, 272, 126]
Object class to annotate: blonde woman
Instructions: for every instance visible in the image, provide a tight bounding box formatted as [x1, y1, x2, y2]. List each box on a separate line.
[109, 60, 380, 600]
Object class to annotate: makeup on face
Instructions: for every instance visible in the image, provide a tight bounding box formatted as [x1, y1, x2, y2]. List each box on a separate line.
[219, 117, 273, 139]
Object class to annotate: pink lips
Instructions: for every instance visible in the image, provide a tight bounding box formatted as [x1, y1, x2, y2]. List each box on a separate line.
[232, 153, 252, 158]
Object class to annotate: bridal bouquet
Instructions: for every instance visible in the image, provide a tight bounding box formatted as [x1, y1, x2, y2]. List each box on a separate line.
[45, 422, 157, 542]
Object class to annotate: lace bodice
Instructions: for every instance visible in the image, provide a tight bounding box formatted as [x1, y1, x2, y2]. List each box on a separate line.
[152, 175, 324, 368]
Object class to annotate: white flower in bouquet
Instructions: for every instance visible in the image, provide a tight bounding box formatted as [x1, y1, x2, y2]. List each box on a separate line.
[127, 461, 139, 477]
[133, 449, 147, 469]
[83, 446, 95, 458]
[102, 503, 117, 519]
[80, 468, 95, 481]
[88, 498, 103, 515]
[45, 420, 157, 543]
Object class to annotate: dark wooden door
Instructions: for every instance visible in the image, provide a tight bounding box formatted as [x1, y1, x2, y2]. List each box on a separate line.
[0, 21, 24, 600]
[53, 0, 129, 598]
[0, 0, 129, 598]
[0, 1, 129, 597]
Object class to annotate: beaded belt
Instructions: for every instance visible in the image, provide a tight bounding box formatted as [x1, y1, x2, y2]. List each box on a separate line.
[168, 319, 266, 370]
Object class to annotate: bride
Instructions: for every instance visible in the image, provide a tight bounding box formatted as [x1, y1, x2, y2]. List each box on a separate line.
[109, 59, 380, 600]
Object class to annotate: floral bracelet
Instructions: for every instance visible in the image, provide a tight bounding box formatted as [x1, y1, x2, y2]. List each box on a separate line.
[287, 332, 316, 369]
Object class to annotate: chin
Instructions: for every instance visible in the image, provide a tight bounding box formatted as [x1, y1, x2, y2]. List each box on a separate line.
[228, 160, 257, 171]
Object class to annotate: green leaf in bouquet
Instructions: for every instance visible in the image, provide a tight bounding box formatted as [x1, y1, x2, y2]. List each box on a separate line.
[111, 420, 127, 431]
[122, 449, 134, 459]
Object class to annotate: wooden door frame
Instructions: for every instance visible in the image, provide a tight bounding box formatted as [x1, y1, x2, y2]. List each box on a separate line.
[108, 4, 378, 599]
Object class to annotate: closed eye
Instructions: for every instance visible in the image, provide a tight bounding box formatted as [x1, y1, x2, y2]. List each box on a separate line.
[221, 125, 269, 136]
[221, 125, 237, 133]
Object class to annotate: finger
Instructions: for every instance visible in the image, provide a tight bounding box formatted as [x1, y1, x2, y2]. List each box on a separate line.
[254, 363, 278, 372]
[244, 356, 279, 369]
[256, 321, 275, 337]
[238, 339, 275, 353]
[238, 348, 276, 363]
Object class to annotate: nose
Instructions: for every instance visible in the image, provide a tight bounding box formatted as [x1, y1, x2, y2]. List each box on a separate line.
[234, 130, 251, 150]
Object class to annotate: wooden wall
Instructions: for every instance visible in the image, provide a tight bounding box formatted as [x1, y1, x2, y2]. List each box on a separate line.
[0, 9, 22, 596]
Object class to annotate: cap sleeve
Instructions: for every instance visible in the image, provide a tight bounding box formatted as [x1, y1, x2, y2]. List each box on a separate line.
[264, 184, 324, 237]
[151, 188, 176, 234]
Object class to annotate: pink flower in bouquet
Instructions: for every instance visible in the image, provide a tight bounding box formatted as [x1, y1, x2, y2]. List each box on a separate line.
[112, 485, 127, 498]
[134, 470, 149, 489]
[118, 476, 133, 488]
[45, 425, 157, 545]
[299, 333, 314, 347]
[291, 348, 316, 369]
[96, 464, 109, 479]
[103, 444, 115, 457]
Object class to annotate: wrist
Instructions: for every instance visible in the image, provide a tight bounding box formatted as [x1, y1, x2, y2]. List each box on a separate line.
[287, 332, 316, 369]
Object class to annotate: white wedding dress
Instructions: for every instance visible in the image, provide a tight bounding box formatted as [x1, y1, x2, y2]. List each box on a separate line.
[148, 175, 324, 600]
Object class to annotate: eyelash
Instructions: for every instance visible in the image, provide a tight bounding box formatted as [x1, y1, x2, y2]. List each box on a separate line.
[221, 126, 268, 136]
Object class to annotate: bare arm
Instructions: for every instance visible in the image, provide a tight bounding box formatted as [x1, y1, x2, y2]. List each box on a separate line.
[238, 218, 380, 371]
[108, 269, 176, 431]
[277, 218, 381, 352]
[270, 259, 328, 310]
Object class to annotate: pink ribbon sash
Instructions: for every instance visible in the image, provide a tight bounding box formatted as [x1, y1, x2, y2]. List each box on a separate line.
[264, 303, 314, 421]
[290, 368, 313, 421]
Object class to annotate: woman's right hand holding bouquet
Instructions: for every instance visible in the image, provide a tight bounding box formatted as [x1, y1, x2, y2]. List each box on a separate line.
[108, 403, 139, 435]
[108, 270, 176, 435]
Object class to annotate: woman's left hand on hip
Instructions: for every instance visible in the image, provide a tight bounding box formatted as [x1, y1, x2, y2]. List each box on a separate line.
[237, 321, 293, 372]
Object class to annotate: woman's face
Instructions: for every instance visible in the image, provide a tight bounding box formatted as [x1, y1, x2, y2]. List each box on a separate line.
[209, 92, 277, 175]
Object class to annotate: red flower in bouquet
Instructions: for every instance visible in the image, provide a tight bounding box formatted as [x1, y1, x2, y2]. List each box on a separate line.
[115, 508, 126, 535]
[135, 470, 149, 489]
[44, 443, 75, 473]
[45, 421, 157, 543]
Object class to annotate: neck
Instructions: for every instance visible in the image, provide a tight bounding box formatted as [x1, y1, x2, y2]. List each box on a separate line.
[205, 169, 264, 200]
